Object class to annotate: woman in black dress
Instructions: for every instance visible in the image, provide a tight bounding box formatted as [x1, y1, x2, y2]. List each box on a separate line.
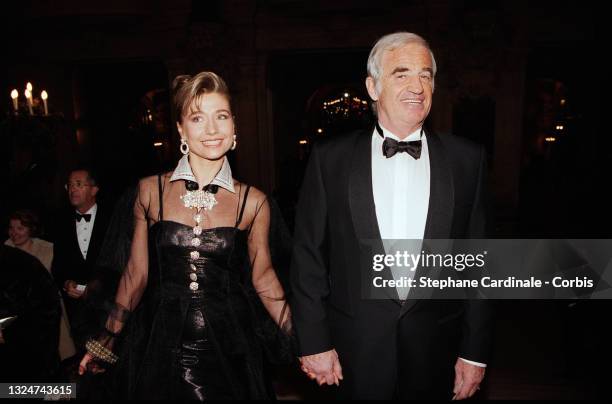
[78, 71, 292, 399]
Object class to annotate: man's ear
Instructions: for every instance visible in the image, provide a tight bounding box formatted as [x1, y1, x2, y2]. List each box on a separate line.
[90, 185, 99, 198]
[366, 77, 379, 101]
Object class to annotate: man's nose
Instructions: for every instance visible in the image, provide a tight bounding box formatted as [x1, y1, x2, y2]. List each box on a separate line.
[405, 75, 424, 94]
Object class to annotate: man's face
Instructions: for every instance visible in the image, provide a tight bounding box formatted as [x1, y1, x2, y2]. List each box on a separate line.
[367, 43, 434, 134]
[66, 170, 98, 210]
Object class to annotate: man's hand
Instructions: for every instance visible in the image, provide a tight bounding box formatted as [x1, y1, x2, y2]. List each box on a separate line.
[299, 349, 343, 386]
[452, 358, 485, 400]
[63, 280, 84, 299]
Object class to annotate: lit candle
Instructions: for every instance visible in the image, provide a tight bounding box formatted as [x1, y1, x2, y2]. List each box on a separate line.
[10, 89, 18, 112]
[26, 82, 33, 92]
[41, 90, 49, 115]
[25, 89, 33, 115]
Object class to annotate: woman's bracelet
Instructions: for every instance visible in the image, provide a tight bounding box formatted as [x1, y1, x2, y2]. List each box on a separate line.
[86, 339, 119, 365]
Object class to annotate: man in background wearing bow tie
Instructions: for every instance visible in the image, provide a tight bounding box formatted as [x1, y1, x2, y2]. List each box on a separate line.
[51, 167, 110, 355]
[291, 32, 493, 399]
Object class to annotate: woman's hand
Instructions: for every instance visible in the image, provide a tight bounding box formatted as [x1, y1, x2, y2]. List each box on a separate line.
[78, 352, 106, 375]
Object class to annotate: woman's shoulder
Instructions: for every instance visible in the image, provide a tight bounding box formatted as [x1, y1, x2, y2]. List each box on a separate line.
[235, 182, 267, 205]
[234, 183, 270, 224]
[32, 238, 53, 250]
[139, 172, 172, 188]
[136, 172, 173, 197]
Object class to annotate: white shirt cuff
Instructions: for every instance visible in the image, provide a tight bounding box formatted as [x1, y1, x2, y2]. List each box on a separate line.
[459, 357, 487, 368]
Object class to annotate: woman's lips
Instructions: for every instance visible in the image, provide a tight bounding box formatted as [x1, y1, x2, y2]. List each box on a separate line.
[201, 139, 223, 146]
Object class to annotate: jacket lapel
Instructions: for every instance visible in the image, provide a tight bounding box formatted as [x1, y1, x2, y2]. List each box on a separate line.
[349, 128, 401, 303]
[400, 130, 455, 316]
[86, 208, 104, 266]
[68, 217, 85, 264]
[422, 131, 454, 240]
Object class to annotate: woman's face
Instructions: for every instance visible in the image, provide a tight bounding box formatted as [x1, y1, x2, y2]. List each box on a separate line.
[8, 219, 31, 247]
[177, 92, 234, 162]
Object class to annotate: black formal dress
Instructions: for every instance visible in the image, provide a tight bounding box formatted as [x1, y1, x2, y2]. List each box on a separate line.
[81, 171, 292, 400]
[290, 127, 494, 399]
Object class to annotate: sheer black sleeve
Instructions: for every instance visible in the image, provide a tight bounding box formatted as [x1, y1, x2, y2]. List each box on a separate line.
[84, 179, 153, 365]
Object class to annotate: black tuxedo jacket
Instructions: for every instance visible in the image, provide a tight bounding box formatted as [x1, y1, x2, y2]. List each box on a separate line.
[290, 127, 493, 398]
[51, 204, 110, 345]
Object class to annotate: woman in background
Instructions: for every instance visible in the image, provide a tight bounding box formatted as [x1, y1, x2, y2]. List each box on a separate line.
[5, 209, 76, 363]
[6, 209, 53, 271]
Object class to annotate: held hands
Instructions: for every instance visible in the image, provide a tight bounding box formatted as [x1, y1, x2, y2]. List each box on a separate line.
[299, 349, 343, 386]
[452, 358, 485, 400]
[78, 352, 106, 376]
[63, 280, 85, 299]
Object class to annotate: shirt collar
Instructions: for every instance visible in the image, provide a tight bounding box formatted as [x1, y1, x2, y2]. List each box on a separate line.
[169, 155, 235, 193]
[375, 122, 423, 142]
[75, 203, 97, 216]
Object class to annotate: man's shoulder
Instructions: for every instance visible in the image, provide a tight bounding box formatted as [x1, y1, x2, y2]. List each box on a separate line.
[433, 132, 485, 159]
[92, 202, 113, 226]
[53, 207, 77, 230]
[312, 127, 373, 157]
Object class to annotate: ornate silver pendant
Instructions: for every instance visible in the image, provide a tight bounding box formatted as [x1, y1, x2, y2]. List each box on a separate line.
[181, 190, 218, 211]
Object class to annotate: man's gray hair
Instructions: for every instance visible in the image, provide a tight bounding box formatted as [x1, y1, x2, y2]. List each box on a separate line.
[367, 32, 437, 94]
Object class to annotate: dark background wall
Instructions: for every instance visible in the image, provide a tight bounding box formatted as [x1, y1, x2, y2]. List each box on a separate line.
[2, 0, 607, 236]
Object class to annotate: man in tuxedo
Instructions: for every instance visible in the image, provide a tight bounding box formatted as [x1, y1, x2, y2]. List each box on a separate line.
[51, 168, 110, 351]
[290, 32, 493, 399]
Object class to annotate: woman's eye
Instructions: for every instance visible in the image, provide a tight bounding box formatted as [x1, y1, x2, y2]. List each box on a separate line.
[217, 114, 229, 120]
[192, 116, 203, 123]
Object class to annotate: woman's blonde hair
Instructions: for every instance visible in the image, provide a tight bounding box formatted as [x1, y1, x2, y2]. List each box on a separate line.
[172, 71, 231, 123]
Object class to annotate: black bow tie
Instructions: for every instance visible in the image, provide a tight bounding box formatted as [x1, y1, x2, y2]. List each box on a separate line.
[75, 213, 92, 222]
[376, 122, 423, 159]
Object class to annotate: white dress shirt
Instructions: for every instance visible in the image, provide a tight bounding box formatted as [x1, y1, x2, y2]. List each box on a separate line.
[372, 124, 430, 301]
[371, 124, 486, 368]
[76, 203, 97, 260]
[372, 124, 430, 241]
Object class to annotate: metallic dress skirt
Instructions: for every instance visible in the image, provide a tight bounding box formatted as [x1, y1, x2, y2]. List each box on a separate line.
[178, 296, 235, 401]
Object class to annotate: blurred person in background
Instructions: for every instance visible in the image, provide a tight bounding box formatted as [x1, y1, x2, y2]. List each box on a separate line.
[5, 209, 77, 369]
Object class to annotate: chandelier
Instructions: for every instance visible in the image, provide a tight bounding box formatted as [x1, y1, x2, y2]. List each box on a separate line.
[9, 82, 50, 116]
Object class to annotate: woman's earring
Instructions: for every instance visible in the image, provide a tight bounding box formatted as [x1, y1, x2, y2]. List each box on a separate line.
[180, 138, 189, 155]
[231, 134, 237, 151]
